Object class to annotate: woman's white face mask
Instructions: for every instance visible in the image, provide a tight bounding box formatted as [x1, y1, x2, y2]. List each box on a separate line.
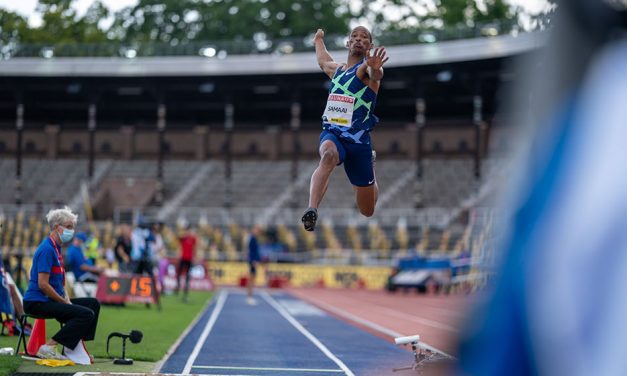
[58, 226, 75, 243]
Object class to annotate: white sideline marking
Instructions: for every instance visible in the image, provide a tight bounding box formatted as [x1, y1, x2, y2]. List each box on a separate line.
[186, 374, 256, 376]
[278, 299, 327, 317]
[156, 293, 217, 372]
[77, 373, 259, 376]
[335, 293, 458, 332]
[182, 290, 228, 374]
[192, 365, 344, 373]
[369, 305, 458, 332]
[261, 291, 355, 376]
[299, 294, 456, 359]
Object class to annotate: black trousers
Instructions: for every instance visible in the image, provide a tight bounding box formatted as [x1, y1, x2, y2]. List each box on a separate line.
[176, 259, 192, 295]
[23, 297, 100, 349]
[134, 260, 153, 276]
[133, 260, 161, 309]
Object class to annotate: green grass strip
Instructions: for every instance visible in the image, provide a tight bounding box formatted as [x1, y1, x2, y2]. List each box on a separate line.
[0, 290, 213, 375]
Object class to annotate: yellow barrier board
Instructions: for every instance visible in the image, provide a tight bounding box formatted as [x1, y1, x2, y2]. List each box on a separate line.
[17, 258, 392, 290]
[208, 262, 393, 290]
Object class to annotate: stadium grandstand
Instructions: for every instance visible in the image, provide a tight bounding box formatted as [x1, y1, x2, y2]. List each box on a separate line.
[0, 28, 542, 280]
[0, 27, 540, 264]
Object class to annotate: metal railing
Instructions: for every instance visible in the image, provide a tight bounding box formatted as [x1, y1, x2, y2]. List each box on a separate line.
[2, 20, 521, 59]
[112, 206, 455, 228]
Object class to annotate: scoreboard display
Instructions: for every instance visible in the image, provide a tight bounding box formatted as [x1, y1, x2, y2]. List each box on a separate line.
[96, 274, 158, 305]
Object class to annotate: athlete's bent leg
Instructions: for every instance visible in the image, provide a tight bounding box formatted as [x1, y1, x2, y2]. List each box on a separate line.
[355, 182, 378, 217]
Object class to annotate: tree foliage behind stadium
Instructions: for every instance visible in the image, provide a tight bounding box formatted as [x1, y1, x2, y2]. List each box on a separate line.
[1, 0, 109, 45]
[0, 0, 553, 48]
[108, 0, 353, 45]
[355, 0, 520, 36]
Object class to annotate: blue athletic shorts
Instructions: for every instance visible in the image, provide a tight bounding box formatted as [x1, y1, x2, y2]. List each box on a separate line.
[319, 130, 375, 187]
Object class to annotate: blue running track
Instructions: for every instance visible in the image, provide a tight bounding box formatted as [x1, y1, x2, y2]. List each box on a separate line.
[161, 289, 410, 375]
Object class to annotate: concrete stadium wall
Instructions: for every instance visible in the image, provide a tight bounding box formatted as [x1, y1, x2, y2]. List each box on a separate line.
[0, 125, 487, 159]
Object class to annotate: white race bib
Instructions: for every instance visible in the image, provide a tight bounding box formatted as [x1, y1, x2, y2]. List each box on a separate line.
[323, 93, 354, 127]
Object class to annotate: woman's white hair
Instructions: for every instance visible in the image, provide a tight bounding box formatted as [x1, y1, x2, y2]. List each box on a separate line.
[46, 206, 78, 229]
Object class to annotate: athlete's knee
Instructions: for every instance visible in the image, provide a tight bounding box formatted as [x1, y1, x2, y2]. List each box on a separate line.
[359, 205, 375, 217]
[320, 149, 339, 168]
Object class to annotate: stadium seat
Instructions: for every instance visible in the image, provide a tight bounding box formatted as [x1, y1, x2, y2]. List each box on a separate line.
[15, 313, 63, 357]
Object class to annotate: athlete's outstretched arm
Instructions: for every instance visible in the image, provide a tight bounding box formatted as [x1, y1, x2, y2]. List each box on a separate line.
[314, 29, 340, 79]
[365, 47, 389, 81]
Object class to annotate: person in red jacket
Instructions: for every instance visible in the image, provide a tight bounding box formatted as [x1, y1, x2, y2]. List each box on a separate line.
[176, 226, 197, 302]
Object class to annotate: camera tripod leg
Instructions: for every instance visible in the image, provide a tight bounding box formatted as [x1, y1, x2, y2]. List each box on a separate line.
[392, 341, 424, 373]
[393, 365, 415, 372]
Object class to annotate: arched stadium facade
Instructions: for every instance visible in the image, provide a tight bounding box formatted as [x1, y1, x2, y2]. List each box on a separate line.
[0, 32, 542, 159]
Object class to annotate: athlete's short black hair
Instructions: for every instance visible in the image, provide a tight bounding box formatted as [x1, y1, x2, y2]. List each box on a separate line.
[349, 26, 373, 42]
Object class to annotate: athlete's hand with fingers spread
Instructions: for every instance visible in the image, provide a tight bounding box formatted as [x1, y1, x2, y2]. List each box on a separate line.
[366, 47, 389, 70]
[314, 28, 325, 41]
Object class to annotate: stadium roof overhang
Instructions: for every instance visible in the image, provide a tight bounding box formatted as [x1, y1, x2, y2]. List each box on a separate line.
[0, 32, 545, 77]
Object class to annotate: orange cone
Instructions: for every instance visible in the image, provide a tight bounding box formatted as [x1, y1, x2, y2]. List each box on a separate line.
[26, 319, 46, 356]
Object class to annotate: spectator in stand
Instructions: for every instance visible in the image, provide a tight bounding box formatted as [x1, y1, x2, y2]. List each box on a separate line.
[131, 222, 160, 309]
[66, 232, 102, 283]
[115, 224, 132, 273]
[83, 232, 100, 266]
[0, 261, 28, 335]
[246, 225, 262, 306]
[104, 239, 116, 269]
[151, 223, 165, 263]
[151, 223, 167, 294]
[176, 225, 197, 302]
[0, 221, 28, 335]
[131, 222, 155, 276]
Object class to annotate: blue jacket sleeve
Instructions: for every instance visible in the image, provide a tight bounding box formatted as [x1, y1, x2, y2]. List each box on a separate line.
[36, 246, 55, 274]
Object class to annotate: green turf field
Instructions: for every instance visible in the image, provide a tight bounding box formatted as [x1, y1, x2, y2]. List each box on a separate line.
[0, 355, 20, 376]
[0, 290, 213, 375]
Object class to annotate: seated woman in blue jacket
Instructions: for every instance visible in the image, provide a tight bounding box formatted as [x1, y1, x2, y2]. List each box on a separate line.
[23, 207, 100, 360]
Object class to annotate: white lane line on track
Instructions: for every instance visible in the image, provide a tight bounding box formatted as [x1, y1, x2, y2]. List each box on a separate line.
[192, 365, 344, 373]
[186, 374, 258, 376]
[77, 374, 258, 376]
[297, 294, 456, 359]
[368, 304, 458, 332]
[352, 292, 466, 319]
[156, 293, 218, 372]
[76, 373, 260, 376]
[261, 291, 355, 376]
[182, 290, 228, 374]
[331, 294, 458, 332]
